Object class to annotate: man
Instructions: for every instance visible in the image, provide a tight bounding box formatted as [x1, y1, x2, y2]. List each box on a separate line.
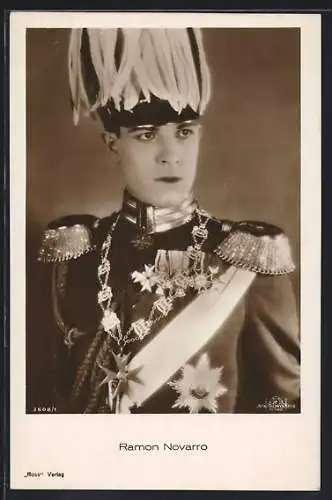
[38, 27, 300, 414]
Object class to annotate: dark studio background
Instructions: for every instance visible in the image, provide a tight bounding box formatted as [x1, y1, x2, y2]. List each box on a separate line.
[26, 28, 300, 410]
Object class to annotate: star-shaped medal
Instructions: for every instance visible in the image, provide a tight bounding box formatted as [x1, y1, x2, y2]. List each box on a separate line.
[169, 353, 227, 413]
[98, 351, 142, 413]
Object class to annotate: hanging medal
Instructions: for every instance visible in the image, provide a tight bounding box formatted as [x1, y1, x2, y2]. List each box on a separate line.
[98, 351, 143, 413]
[131, 207, 154, 249]
[131, 229, 154, 250]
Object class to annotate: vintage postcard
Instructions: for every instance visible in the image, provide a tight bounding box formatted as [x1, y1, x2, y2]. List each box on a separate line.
[10, 11, 320, 490]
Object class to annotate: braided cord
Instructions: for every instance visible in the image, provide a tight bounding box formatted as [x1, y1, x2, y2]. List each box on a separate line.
[84, 335, 115, 413]
[70, 329, 104, 401]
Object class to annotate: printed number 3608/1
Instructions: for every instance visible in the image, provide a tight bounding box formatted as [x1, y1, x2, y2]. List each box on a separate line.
[32, 406, 57, 413]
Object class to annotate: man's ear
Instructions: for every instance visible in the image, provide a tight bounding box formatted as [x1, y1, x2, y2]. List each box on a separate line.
[102, 131, 119, 153]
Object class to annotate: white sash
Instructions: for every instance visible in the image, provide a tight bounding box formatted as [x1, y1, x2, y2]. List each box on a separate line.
[123, 266, 256, 411]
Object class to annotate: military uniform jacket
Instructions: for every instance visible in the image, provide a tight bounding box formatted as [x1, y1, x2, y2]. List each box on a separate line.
[38, 205, 300, 414]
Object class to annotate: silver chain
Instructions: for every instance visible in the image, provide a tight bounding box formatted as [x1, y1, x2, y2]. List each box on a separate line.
[97, 208, 212, 352]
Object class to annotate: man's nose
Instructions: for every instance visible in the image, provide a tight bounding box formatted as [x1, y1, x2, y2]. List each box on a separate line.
[156, 137, 181, 167]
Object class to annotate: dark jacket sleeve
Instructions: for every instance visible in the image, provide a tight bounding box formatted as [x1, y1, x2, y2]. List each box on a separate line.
[26, 261, 69, 413]
[236, 273, 300, 413]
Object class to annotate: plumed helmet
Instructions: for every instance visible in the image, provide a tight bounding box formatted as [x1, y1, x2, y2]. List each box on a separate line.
[68, 28, 212, 130]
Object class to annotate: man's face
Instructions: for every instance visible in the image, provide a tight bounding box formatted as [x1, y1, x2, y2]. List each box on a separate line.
[109, 120, 202, 208]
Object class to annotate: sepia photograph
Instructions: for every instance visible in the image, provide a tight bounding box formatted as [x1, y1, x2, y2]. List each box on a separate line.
[26, 26, 300, 415]
[10, 12, 320, 491]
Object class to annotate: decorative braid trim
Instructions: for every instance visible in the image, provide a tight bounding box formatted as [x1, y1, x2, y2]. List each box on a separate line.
[38, 224, 94, 263]
[83, 335, 114, 413]
[214, 230, 295, 275]
[70, 329, 105, 401]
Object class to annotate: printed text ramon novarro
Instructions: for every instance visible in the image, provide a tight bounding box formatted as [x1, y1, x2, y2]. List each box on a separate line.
[119, 442, 208, 452]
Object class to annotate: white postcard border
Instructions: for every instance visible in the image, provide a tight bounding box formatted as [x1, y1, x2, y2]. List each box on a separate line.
[10, 12, 321, 491]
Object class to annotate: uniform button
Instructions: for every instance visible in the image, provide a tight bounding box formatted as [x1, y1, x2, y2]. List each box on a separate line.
[222, 222, 232, 232]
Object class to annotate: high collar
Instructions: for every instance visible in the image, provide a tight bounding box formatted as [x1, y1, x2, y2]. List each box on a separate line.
[121, 191, 197, 234]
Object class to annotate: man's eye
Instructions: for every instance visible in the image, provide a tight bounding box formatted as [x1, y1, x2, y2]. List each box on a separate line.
[136, 131, 156, 142]
[177, 128, 194, 139]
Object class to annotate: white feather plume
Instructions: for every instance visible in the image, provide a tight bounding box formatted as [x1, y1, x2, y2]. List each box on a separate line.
[68, 28, 211, 125]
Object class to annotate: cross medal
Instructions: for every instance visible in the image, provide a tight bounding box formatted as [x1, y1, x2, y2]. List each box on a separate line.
[131, 214, 154, 249]
[98, 351, 142, 413]
[131, 230, 154, 250]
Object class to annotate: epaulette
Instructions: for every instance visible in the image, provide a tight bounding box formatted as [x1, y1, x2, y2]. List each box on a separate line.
[214, 220, 295, 275]
[38, 214, 100, 263]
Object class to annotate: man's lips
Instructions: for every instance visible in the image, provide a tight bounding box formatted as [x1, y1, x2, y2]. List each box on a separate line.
[155, 176, 182, 183]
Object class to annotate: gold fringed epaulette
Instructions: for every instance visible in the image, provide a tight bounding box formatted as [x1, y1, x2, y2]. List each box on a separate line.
[214, 221, 295, 275]
[38, 216, 98, 263]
